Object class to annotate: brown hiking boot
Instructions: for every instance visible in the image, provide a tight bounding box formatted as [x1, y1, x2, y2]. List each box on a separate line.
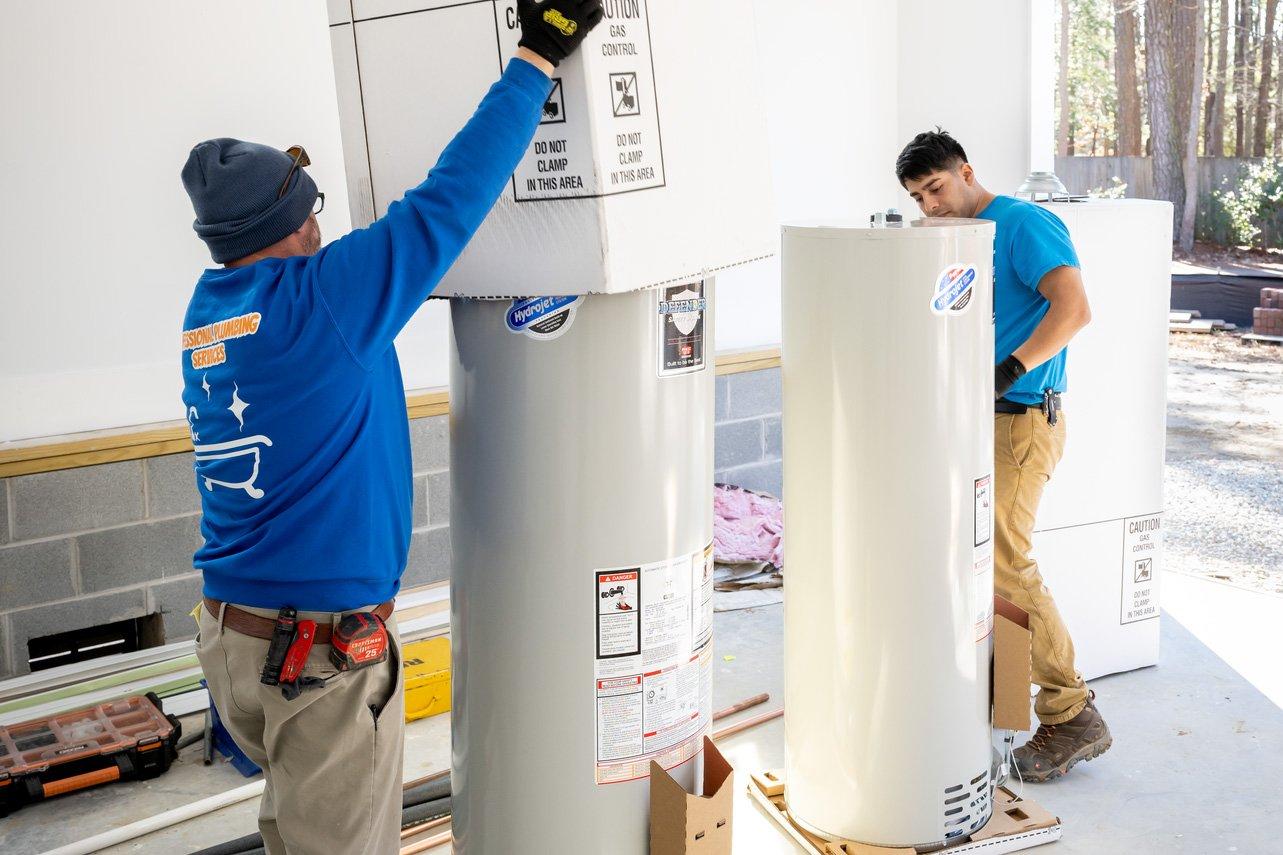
[1013, 692, 1112, 783]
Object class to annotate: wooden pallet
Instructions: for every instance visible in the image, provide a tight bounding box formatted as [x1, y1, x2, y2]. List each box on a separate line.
[1169, 318, 1237, 333]
[747, 770, 1061, 855]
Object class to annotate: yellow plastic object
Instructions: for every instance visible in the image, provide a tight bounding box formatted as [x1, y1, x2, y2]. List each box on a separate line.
[402, 637, 451, 722]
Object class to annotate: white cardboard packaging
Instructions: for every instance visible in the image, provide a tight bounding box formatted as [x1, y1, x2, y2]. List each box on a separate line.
[328, 0, 775, 297]
[1031, 199, 1172, 680]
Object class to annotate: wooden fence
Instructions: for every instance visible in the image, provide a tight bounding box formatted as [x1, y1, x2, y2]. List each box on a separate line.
[1054, 155, 1283, 245]
[1053, 155, 1260, 199]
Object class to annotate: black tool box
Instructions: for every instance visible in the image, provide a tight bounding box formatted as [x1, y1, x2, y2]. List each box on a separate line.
[0, 692, 181, 816]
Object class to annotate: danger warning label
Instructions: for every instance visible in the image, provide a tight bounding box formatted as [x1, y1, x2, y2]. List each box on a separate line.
[496, 0, 665, 201]
[1121, 513, 1161, 624]
[593, 545, 712, 785]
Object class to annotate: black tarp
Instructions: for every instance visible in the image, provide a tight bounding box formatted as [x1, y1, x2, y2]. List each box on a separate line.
[1171, 273, 1282, 328]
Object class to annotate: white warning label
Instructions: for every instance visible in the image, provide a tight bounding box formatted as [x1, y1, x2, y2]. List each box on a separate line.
[1121, 514, 1161, 624]
[974, 545, 994, 642]
[496, 0, 665, 200]
[692, 543, 714, 652]
[594, 545, 711, 785]
[974, 474, 994, 641]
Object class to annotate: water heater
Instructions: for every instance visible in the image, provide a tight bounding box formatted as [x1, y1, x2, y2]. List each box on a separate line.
[449, 284, 715, 853]
[782, 219, 996, 848]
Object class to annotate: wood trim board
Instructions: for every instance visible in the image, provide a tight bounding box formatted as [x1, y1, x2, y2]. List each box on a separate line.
[0, 349, 780, 477]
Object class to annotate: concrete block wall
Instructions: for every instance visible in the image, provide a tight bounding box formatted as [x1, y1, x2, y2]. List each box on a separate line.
[714, 368, 783, 499]
[0, 414, 452, 679]
[0, 367, 782, 680]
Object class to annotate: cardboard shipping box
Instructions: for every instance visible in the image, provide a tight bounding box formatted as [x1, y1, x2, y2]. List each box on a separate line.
[1030, 200, 1171, 680]
[992, 594, 1032, 733]
[651, 736, 734, 854]
[328, 0, 775, 298]
[748, 775, 1061, 855]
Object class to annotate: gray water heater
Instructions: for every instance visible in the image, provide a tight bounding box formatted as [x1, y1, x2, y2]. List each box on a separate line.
[449, 283, 715, 853]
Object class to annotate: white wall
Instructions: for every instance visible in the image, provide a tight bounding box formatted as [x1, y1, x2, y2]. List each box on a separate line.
[716, 0, 903, 353]
[895, 0, 1037, 210]
[719, 0, 1048, 352]
[0, 1, 351, 442]
[1, 1, 1050, 441]
[1028, 0, 1058, 172]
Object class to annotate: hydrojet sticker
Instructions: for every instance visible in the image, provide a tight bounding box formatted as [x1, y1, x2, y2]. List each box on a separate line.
[931, 264, 977, 315]
[506, 295, 584, 341]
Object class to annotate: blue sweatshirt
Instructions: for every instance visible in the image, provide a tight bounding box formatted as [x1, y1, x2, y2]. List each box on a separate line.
[180, 59, 551, 611]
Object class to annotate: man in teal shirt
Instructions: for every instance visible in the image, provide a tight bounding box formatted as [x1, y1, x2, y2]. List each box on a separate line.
[896, 130, 1110, 782]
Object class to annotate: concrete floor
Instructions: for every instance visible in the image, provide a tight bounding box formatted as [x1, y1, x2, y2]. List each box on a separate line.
[4, 596, 1282, 854]
[1163, 569, 1283, 710]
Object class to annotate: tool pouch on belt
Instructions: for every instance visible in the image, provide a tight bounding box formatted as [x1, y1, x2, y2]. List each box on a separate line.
[260, 607, 298, 687]
[329, 612, 390, 672]
[259, 607, 324, 700]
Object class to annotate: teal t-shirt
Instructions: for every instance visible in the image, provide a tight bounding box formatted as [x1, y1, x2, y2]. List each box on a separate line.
[978, 196, 1081, 405]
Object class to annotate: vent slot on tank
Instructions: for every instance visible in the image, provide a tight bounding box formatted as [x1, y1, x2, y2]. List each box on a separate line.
[942, 768, 993, 841]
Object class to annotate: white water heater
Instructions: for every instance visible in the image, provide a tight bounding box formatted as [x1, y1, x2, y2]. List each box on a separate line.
[782, 219, 996, 848]
[449, 284, 715, 853]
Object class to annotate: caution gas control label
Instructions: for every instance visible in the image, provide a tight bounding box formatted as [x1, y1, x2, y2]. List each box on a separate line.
[497, 0, 665, 201]
[1121, 513, 1161, 624]
[593, 544, 712, 785]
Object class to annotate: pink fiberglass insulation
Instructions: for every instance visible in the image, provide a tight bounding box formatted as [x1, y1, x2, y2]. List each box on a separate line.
[713, 484, 784, 569]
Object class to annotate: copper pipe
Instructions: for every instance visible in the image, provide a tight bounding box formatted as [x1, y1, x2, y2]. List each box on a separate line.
[400, 829, 452, 854]
[712, 692, 769, 721]
[712, 707, 782, 741]
[402, 768, 449, 791]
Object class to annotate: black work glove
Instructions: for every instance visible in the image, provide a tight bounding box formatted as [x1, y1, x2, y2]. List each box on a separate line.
[995, 354, 1027, 400]
[517, 0, 605, 67]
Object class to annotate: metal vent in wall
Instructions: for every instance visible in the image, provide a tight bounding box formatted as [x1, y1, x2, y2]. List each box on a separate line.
[941, 768, 993, 841]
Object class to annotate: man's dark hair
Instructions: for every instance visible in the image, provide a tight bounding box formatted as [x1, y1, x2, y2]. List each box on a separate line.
[895, 128, 969, 186]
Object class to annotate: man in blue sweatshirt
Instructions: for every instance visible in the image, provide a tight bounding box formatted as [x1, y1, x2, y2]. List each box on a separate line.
[896, 130, 1110, 783]
[179, 3, 602, 851]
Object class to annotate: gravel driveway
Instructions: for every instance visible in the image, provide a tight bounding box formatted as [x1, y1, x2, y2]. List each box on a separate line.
[1166, 332, 1283, 593]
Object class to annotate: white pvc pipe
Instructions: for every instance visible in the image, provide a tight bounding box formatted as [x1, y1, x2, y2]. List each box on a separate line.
[39, 780, 265, 855]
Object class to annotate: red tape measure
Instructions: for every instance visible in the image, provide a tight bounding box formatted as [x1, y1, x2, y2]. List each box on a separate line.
[329, 612, 389, 672]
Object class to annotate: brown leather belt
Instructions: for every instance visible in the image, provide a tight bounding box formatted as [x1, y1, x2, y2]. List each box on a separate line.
[204, 597, 395, 645]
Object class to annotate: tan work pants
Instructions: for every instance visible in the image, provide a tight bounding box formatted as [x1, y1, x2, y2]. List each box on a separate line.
[994, 410, 1089, 725]
[197, 602, 405, 855]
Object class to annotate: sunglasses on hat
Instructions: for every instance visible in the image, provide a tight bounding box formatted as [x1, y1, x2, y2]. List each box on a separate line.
[280, 145, 325, 215]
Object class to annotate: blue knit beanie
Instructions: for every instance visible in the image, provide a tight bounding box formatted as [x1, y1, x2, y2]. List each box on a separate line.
[181, 138, 318, 263]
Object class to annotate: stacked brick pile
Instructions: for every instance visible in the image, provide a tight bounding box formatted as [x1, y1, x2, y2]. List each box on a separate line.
[1254, 288, 1283, 337]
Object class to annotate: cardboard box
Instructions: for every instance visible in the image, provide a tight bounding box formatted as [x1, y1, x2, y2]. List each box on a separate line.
[328, 0, 775, 298]
[992, 595, 1032, 733]
[748, 770, 1061, 854]
[651, 736, 734, 854]
[1031, 200, 1169, 680]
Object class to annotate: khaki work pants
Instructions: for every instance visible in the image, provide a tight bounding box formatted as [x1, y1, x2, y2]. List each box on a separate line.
[197, 602, 405, 855]
[994, 409, 1090, 726]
